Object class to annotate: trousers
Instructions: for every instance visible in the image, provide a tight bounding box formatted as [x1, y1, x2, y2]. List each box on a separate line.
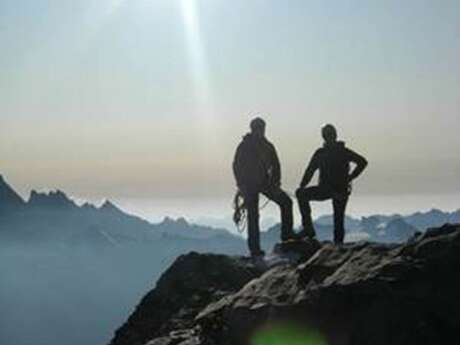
[244, 186, 293, 253]
[296, 186, 348, 244]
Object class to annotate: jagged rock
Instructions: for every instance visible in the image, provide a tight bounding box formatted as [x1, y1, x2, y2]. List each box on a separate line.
[197, 224, 460, 345]
[109, 252, 266, 345]
[272, 238, 321, 264]
[145, 329, 200, 345]
[110, 224, 460, 345]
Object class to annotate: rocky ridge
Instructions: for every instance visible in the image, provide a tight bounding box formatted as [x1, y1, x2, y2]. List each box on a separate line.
[109, 224, 460, 345]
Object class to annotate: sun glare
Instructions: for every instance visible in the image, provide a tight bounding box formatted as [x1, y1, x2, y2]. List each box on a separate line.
[180, 0, 213, 120]
[107, 0, 124, 15]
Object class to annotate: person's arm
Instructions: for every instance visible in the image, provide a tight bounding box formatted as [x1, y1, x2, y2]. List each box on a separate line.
[232, 143, 244, 188]
[270, 144, 281, 187]
[347, 149, 368, 182]
[299, 151, 319, 188]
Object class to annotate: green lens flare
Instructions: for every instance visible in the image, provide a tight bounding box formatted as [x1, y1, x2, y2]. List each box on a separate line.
[251, 323, 328, 345]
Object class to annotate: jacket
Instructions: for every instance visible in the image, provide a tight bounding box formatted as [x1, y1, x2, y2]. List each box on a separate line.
[233, 133, 281, 192]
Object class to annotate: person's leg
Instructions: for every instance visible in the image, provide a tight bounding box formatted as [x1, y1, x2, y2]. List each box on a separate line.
[296, 186, 331, 238]
[263, 187, 294, 241]
[332, 197, 348, 244]
[245, 192, 263, 255]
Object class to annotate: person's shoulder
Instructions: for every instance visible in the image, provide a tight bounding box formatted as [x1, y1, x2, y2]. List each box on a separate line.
[307, 148, 322, 162]
[337, 142, 353, 154]
[314, 147, 324, 156]
[263, 138, 276, 150]
[238, 134, 251, 145]
[342, 143, 357, 155]
[343, 145, 367, 162]
[235, 137, 248, 154]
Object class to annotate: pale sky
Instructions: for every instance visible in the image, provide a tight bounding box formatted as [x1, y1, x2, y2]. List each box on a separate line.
[1, 0, 459, 202]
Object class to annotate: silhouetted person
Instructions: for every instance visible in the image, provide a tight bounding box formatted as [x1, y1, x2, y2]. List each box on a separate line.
[296, 124, 368, 244]
[233, 118, 295, 257]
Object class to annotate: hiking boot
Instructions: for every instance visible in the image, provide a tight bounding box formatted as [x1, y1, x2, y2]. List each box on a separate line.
[281, 231, 297, 242]
[250, 249, 266, 258]
[296, 229, 316, 241]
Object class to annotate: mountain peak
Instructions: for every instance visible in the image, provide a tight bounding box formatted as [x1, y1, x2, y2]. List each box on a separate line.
[81, 202, 97, 210]
[160, 216, 189, 227]
[176, 217, 189, 226]
[100, 200, 123, 214]
[427, 208, 443, 215]
[387, 216, 408, 225]
[28, 189, 77, 209]
[0, 175, 26, 211]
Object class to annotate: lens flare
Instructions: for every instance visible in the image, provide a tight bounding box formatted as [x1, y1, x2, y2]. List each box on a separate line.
[251, 322, 328, 345]
[180, 0, 213, 120]
[180, 0, 222, 160]
[106, 0, 124, 15]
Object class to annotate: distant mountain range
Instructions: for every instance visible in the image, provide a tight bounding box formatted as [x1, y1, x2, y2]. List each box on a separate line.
[262, 204, 460, 247]
[1, 173, 458, 345]
[313, 208, 460, 243]
[0, 174, 242, 247]
[0, 174, 246, 345]
[2, 173, 458, 246]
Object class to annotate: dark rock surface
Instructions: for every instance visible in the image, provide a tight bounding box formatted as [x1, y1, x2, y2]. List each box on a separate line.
[109, 224, 460, 345]
[110, 252, 265, 345]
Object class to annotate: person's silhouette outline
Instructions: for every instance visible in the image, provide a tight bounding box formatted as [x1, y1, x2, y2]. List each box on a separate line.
[233, 118, 295, 257]
[296, 124, 368, 244]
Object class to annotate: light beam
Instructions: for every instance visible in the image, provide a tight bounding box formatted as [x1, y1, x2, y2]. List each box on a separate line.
[180, 0, 214, 121]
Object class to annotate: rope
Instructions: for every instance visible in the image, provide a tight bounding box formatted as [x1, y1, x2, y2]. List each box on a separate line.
[233, 191, 246, 233]
[233, 190, 271, 233]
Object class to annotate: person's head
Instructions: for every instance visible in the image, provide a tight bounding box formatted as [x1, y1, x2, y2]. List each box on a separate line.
[321, 124, 337, 143]
[250, 117, 266, 137]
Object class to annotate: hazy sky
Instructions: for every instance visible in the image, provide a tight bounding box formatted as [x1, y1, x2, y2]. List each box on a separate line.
[1, 0, 459, 202]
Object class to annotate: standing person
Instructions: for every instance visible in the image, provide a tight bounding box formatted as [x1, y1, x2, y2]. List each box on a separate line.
[233, 118, 295, 257]
[296, 124, 368, 244]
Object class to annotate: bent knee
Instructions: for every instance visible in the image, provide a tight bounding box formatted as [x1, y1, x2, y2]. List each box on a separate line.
[296, 188, 305, 199]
